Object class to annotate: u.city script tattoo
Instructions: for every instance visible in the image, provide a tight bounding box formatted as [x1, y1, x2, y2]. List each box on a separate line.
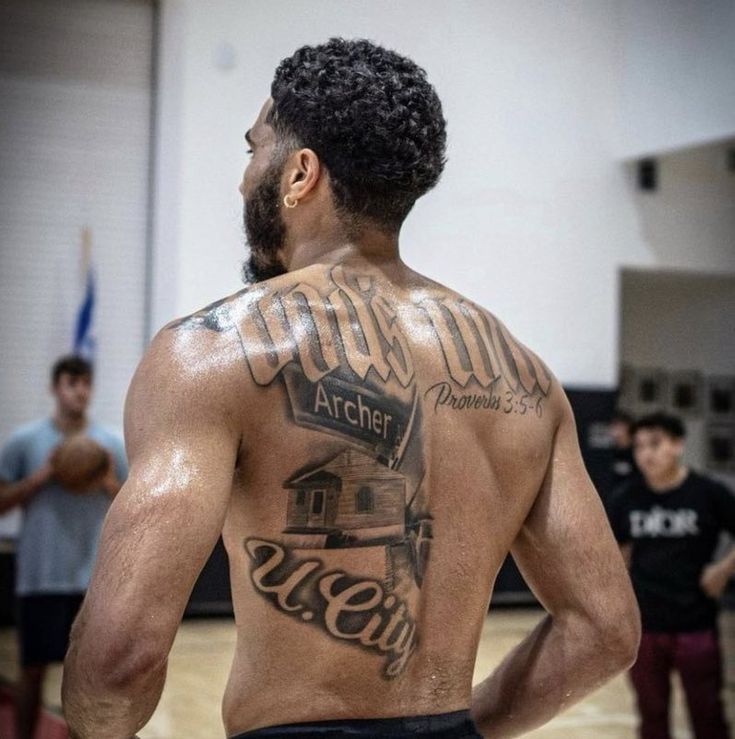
[246, 533, 421, 677]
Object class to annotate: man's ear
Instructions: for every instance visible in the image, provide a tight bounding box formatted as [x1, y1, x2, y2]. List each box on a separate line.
[284, 149, 321, 204]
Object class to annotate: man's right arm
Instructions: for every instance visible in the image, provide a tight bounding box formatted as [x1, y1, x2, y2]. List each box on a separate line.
[471, 391, 640, 738]
[0, 468, 50, 514]
[0, 435, 51, 514]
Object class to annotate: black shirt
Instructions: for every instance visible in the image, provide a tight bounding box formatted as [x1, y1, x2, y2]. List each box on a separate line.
[609, 470, 735, 632]
[611, 445, 639, 491]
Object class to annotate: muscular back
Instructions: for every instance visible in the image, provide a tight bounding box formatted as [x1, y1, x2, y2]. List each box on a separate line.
[167, 259, 559, 732]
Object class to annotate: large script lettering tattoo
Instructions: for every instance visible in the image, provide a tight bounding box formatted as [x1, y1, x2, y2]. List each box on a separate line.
[420, 297, 552, 418]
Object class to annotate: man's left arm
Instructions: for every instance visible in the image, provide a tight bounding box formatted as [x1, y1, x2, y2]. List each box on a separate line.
[701, 548, 735, 600]
[700, 481, 735, 599]
[62, 329, 241, 739]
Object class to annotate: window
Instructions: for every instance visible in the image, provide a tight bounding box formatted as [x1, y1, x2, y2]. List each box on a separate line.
[312, 490, 324, 515]
[356, 486, 374, 513]
[295, 490, 306, 506]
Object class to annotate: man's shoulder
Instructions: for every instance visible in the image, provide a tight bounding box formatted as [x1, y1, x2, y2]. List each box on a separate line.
[131, 291, 261, 417]
[421, 285, 555, 400]
[166, 268, 348, 331]
[688, 469, 733, 498]
[3, 418, 51, 447]
[88, 423, 123, 446]
[164, 285, 260, 334]
[153, 286, 267, 363]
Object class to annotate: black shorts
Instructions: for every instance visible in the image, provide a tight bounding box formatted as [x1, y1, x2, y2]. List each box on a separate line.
[230, 710, 482, 738]
[17, 593, 85, 667]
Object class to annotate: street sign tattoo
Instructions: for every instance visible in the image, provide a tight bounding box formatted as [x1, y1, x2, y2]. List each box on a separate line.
[238, 268, 429, 678]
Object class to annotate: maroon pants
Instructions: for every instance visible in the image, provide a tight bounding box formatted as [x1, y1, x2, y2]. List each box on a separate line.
[630, 629, 730, 739]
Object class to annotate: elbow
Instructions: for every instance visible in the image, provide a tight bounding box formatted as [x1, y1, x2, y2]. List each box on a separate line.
[559, 587, 641, 678]
[97, 626, 169, 690]
[66, 623, 167, 693]
[606, 611, 641, 671]
[98, 638, 167, 689]
[595, 598, 641, 673]
[62, 632, 167, 737]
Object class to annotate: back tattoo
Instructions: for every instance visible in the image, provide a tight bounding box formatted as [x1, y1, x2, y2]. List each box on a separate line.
[169, 265, 551, 678]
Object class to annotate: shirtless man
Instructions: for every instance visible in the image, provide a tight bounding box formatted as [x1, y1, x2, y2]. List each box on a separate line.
[62, 39, 640, 738]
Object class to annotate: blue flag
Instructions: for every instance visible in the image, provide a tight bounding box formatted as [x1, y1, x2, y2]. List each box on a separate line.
[73, 267, 96, 361]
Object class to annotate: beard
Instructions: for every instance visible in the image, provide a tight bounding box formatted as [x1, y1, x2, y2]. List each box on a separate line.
[241, 160, 288, 284]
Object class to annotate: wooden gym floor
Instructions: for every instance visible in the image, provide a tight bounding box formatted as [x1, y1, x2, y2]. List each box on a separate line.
[0, 607, 733, 738]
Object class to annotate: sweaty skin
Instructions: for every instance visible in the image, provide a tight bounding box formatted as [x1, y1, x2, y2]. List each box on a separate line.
[62, 101, 639, 739]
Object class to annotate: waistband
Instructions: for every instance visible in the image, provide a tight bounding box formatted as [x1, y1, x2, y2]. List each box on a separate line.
[230, 709, 481, 737]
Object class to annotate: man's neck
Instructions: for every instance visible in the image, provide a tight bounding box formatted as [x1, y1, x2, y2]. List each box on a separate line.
[281, 222, 401, 273]
[646, 464, 688, 493]
[53, 410, 87, 435]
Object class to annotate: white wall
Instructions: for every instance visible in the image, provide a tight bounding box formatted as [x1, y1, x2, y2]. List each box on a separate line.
[626, 139, 735, 274]
[152, 0, 734, 387]
[0, 0, 153, 432]
[618, 0, 735, 158]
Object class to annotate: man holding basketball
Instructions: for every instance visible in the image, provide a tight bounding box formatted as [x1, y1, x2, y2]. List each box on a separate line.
[0, 355, 127, 739]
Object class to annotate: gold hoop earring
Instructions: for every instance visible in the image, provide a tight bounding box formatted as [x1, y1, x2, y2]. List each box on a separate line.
[283, 194, 298, 209]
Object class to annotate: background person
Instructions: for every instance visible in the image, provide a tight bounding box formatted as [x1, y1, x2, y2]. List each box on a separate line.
[609, 411, 735, 739]
[0, 355, 127, 739]
[609, 410, 638, 493]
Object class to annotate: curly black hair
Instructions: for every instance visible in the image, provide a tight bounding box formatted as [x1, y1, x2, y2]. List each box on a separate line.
[632, 412, 686, 440]
[51, 355, 93, 385]
[270, 38, 447, 230]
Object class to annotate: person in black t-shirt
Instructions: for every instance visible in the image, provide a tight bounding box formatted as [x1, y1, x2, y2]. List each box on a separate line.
[609, 410, 639, 493]
[609, 412, 735, 739]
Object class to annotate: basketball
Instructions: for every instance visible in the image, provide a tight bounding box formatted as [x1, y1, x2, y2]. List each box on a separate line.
[51, 434, 110, 493]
